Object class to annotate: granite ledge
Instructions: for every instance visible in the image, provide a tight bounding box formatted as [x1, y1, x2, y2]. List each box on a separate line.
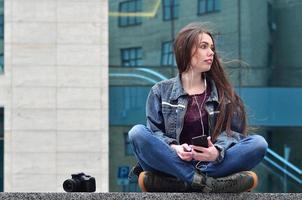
[0, 192, 300, 200]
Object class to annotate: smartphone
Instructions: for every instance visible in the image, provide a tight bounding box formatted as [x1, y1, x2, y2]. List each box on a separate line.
[192, 135, 208, 148]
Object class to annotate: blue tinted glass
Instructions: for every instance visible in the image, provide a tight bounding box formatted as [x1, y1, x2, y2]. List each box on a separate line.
[109, 87, 149, 125]
[164, 0, 170, 6]
[109, 0, 302, 193]
[119, 2, 127, 26]
[162, 55, 168, 65]
[137, 59, 142, 66]
[136, 48, 142, 58]
[129, 1, 135, 11]
[119, 0, 141, 26]
[168, 54, 173, 65]
[173, 6, 179, 18]
[121, 48, 142, 66]
[162, 42, 172, 65]
[207, 0, 214, 11]
[129, 60, 135, 66]
[172, 0, 179, 18]
[128, 16, 134, 25]
[215, 0, 220, 10]
[130, 49, 136, 59]
[122, 50, 129, 60]
[165, 6, 171, 20]
[239, 88, 302, 126]
[199, 0, 206, 14]
[120, 2, 126, 11]
[136, 0, 142, 11]
[164, 42, 170, 52]
[168, 42, 172, 51]
[163, 0, 178, 20]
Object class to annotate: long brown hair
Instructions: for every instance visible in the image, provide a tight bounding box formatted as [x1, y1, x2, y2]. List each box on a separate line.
[174, 22, 247, 141]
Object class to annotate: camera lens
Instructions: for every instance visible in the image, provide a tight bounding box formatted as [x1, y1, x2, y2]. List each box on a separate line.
[63, 179, 75, 192]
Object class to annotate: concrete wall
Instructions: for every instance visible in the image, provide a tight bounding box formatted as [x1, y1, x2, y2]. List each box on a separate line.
[1, 0, 108, 192]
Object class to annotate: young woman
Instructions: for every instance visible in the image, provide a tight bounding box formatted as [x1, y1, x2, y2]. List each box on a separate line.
[128, 22, 268, 193]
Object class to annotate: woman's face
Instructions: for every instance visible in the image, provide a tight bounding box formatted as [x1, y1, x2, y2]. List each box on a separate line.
[190, 33, 215, 73]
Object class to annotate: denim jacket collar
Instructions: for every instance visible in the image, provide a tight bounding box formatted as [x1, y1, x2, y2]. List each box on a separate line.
[170, 74, 187, 100]
[207, 78, 219, 103]
[170, 74, 219, 103]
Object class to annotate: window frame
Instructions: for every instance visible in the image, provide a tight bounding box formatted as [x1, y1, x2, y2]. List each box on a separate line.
[197, 0, 220, 15]
[118, 0, 142, 27]
[162, 0, 179, 21]
[161, 41, 176, 66]
[120, 47, 143, 67]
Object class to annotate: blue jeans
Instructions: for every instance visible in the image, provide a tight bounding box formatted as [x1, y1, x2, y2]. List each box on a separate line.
[128, 124, 268, 184]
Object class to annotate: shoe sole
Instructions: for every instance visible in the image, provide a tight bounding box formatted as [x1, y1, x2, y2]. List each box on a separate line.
[246, 171, 258, 191]
[138, 171, 148, 192]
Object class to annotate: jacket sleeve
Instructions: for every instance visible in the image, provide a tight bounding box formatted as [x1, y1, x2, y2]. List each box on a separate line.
[213, 102, 246, 163]
[214, 130, 244, 163]
[230, 106, 245, 133]
[146, 86, 178, 145]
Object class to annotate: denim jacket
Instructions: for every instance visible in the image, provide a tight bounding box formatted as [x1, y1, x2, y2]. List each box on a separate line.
[146, 74, 246, 163]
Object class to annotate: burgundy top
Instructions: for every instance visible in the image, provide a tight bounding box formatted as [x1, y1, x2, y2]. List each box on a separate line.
[179, 88, 210, 145]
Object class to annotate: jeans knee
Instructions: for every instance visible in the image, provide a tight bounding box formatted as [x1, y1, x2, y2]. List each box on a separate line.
[251, 135, 268, 156]
[128, 124, 148, 143]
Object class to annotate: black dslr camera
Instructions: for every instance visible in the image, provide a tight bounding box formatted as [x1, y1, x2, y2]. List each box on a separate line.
[63, 173, 96, 192]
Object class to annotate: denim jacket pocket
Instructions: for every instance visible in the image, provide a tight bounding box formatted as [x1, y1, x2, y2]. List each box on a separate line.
[161, 101, 178, 138]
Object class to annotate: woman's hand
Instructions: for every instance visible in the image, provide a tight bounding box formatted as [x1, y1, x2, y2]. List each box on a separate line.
[170, 143, 193, 161]
[191, 137, 219, 162]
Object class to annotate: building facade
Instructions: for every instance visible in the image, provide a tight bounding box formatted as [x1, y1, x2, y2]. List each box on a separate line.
[109, 0, 302, 192]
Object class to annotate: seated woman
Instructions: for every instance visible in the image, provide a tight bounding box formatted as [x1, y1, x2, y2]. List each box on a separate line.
[128, 22, 268, 193]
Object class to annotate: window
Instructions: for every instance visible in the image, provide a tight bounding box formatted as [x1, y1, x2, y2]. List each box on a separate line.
[162, 0, 179, 21]
[124, 132, 133, 156]
[119, 0, 142, 27]
[198, 0, 220, 15]
[121, 47, 142, 67]
[161, 41, 176, 66]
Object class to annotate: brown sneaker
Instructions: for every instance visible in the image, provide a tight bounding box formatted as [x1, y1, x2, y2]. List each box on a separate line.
[138, 171, 189, 192]
[192, 171, 258, 193]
